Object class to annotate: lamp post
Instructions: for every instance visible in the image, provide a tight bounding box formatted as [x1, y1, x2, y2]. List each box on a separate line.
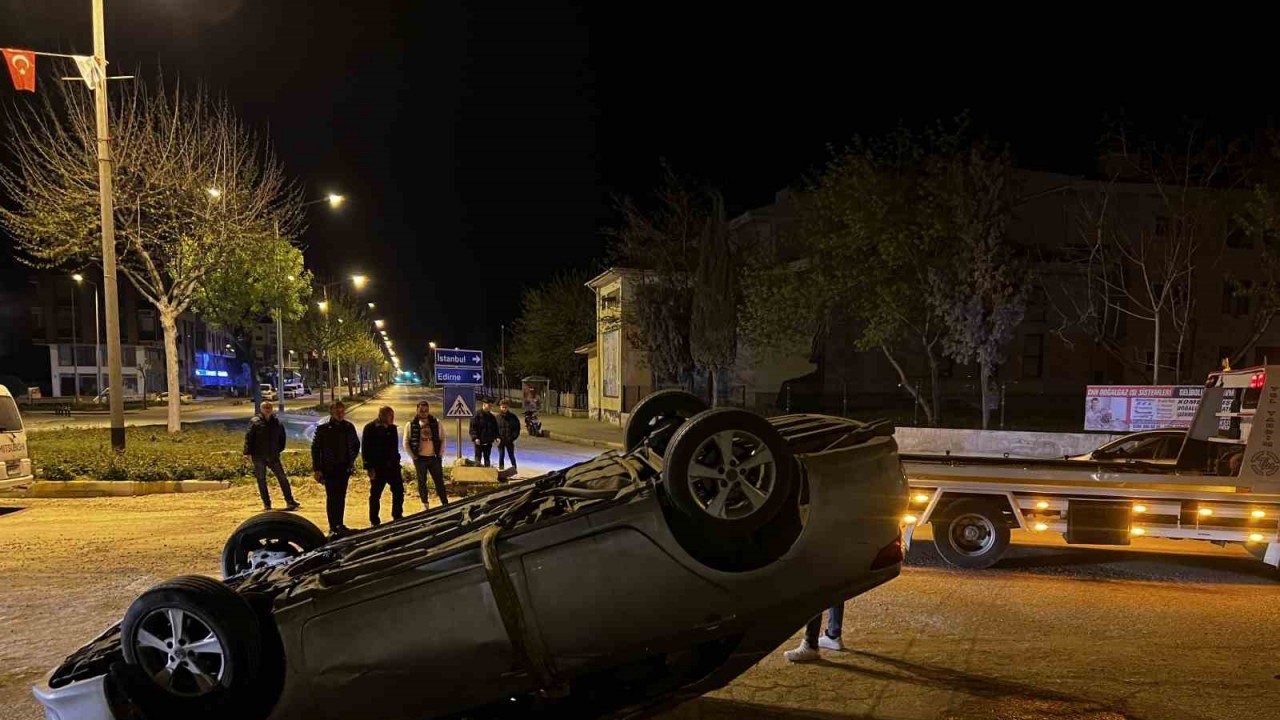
[72, 274, 103, 399]
[68, 277, 79, 402]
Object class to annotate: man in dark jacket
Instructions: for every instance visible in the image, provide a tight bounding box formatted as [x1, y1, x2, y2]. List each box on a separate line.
[361, 406, 403, 527]
[243, 401, 299, 511]
[495, 399, 520, 472]
[311, 401, 360, 536]
[469, 400, 499, 467]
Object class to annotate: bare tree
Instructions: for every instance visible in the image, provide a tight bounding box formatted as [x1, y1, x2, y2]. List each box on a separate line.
[1, 76, 300, 431]
[690, 192, 738, 405]
[1062, 130, 1235, 384]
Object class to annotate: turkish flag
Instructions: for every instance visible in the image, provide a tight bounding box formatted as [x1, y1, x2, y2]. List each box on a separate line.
[3, 49, 36, 92]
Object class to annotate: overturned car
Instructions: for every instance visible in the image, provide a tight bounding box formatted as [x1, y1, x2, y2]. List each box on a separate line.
[34, 392, 907, 720]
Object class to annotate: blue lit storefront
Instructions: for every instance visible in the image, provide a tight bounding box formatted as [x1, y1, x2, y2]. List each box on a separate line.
[192, 351, 246, 391]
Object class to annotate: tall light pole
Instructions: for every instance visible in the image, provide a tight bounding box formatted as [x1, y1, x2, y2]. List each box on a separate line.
[69, 277, 79, 402]
[92, 0, 125, 449]
[72, 274, 103, 399]
[428, 340, 437, 388]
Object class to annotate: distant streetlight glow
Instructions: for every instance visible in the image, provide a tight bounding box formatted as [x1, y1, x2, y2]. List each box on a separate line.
[328, 194, 345, 207]
[206, 187, 222, 198]
[375, 319, 385, 329]
[351, 274, 368, 289]
[317, 300, 329, 311]
[72, 273, 84, 282]
[429, 341, 437, 349]
[367, 302, 376, 309]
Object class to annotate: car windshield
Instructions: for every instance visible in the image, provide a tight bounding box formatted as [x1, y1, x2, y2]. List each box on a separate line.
[0, 396, 23, 433]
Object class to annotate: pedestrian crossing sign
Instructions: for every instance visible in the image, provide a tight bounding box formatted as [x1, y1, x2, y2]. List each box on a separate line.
[445, 386, 475, 418]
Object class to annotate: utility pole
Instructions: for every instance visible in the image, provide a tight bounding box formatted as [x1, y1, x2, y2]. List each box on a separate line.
[93, 0, 126, 449]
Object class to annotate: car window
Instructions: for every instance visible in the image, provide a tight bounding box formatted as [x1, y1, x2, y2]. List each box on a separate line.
[0, 396, 23, 432]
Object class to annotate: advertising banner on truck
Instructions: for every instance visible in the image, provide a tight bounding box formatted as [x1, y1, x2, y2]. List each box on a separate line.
[1084, 385, 1203, 432]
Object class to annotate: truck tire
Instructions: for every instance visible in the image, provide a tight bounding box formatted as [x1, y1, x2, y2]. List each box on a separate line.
[932, 498, 1011, 569]
[221, 512, 326, 579]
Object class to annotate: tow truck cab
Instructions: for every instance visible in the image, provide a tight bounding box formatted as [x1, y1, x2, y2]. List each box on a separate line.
[0, 385, 33, 490]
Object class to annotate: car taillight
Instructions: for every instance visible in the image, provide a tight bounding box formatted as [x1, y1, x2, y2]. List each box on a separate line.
[870, 533, 904, 570]
[1251, 371, 1265, 390]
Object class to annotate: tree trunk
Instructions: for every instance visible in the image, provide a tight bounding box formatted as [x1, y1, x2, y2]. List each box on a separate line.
[1151, 317, 1161, 385]
[881, 345, 935, 426]
[979, 362, 991, 430]
[160, 309, 182, 433]
[924, 345, 942, 427]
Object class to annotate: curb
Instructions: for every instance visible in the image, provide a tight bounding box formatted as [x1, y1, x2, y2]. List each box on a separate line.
[539, 430, 624, 451]
[19, 480, 233, 499]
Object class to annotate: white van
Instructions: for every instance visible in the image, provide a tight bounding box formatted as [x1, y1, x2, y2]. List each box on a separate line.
[0, 385, 33, 490]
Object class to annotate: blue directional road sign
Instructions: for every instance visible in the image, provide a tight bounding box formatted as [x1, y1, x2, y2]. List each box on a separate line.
[435, 347, 483, 386]
[436, 366, 484, 385]
[444, 386, 475, 419]
[434, 348, 483, 370]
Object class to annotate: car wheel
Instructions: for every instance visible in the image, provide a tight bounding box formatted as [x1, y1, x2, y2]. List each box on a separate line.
[221, 511, 326, 579]
[624, 389, 709, 454]
[662, 408, 795, 535]
[120, 576, 264, 718]
[931, 498, 1012, 569]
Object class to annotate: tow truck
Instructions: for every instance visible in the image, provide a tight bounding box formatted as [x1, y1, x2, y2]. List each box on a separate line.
[902, 365, 1280, 574]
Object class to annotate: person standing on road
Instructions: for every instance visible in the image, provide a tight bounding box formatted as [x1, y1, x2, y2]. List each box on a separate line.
[783, 604, 845, 662]
[405, 400, 449, 508]
[495, 399, 520, 472]
[242, 401, 299, 512]
[311, 401, 360, 537]
[361, 406, 403, 527]
[469, 399, 499, 467]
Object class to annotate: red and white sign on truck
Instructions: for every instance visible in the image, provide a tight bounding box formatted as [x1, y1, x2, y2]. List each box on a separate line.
[903, 366, 1280, 573]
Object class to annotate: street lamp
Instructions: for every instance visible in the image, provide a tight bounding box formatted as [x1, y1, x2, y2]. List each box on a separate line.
[374, 319, 385, 329]
[206, 187, 222, 199]
[367, 302, 376, 309]
[72, 273, 103, 399]
[351, 274, 368, 290]
[317, 300, 329, 312]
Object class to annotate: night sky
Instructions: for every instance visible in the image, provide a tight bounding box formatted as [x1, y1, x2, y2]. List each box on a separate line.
[1, 3, 1272, 369]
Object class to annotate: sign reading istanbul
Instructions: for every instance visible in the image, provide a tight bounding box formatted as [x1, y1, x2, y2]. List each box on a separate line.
[1084, 385, 1203, 432]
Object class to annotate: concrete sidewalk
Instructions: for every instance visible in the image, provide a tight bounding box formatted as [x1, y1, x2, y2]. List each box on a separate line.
[537, 413, 624, 450]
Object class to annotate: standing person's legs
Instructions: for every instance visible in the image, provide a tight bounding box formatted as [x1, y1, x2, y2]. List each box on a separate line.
[785, 614, 823, 663]
[498, 443, 516, 470]
[473, 442, 482, 465]
[389, 474, 405, 521]
[804, 614, 822, 648]
[480, 443, 493, 467]
[368, 472, 387, 526]
[252, 458, 272, 509]
[325, 469, 350, 532]
[819, 604, 844, 650]
[413, 457, 431, 508]
[266, 458, 296, 505]
[427, 456, 449, 506]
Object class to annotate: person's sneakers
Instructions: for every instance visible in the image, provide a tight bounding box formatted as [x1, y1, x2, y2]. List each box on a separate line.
[784, 639, 820, 663]
[284, 502, 301, 512]
[818, 633, 844, 651]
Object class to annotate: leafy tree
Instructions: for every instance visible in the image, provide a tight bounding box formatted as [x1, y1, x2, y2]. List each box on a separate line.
[288, 292, 364, 406]
[192, 233, 311, 411]
[609, 167, 702, 382]
[743, 127, 954, 425]
[508, 272, 595, 391]
[690, 192, 738, 404]
[1, 77, 298, 431]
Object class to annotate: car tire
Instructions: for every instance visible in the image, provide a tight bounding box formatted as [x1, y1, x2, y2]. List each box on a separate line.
[662, 408, 795, 535]
[931, 498, 1012, 569]
[120, 576, 265, 719]
[624, 389, 709, 454]
[221, 511, 326, 579]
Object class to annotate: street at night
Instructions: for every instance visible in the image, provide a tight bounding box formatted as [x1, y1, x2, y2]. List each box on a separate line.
[3, 3, 1280, 719]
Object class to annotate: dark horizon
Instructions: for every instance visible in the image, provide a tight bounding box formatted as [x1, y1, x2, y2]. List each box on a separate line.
[2, 2, 1276, 368]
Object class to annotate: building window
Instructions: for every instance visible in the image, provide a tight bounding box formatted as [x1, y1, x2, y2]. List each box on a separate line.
[29, 306, 46, 339]
[1025, 286, 1047, 323]
[122, 346, 137, 367]
[1021, 334, 1044, 379]
[55, 307, 73, 340]
[1222, 280, 1251, 316]
[138, 309, 157, 341]
[57, 345, 74, 366]
[75, 345, 96, 367]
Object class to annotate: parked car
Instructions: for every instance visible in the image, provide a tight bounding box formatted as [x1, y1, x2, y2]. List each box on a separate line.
[157, 390, 195, 404]
[283, 382, 306, 399]
[91, 388, 144, 404]
[0, 385, 33, 491]
[1067, 429, 1185, 464]
[259, 384, 277, 401]
[33, 391, 907, 720]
